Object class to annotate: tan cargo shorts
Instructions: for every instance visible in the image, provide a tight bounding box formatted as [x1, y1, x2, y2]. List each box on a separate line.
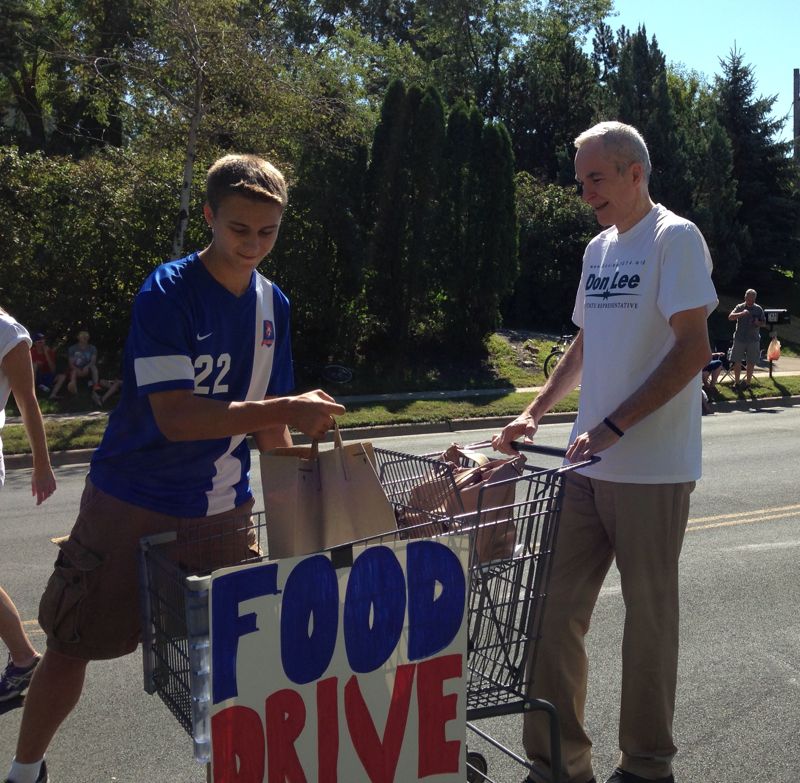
[38, 478, 255, 660]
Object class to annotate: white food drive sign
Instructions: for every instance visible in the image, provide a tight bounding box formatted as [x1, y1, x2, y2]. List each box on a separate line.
[208, 536, 470, 782]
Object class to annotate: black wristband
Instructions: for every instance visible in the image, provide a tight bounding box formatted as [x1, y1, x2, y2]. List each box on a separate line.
[603, 417, 624, 437]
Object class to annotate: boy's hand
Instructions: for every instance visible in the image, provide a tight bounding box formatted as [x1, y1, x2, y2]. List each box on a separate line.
[287, 390, 346, 440]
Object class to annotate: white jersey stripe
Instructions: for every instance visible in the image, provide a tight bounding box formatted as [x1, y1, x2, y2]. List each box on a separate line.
[135, 355, 194, 387]
[205, 277, 277, 514]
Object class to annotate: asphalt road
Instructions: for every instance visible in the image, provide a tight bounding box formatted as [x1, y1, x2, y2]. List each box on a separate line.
[1, 405, 800, 782]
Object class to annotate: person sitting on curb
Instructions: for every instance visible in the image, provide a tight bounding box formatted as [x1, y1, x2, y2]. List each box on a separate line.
[90, 376, 122, 408]
[29, 334, 64, 397]
[65, 330, 100, 396]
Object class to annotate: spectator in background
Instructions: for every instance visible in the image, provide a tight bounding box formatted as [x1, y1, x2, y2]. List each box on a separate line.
[65, 330, 100, 395]
[91, 376, 122, 408]
[728, 289, 765, 390]
[702, 352, 725, 391]
[29, 334, 63, 397]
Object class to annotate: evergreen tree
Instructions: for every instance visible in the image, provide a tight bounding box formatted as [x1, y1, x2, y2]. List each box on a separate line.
[613, 26, 691, 214]
[271, 141, 369, 373]
[474, 121, 519, 338]
[504, 6, 600, 179]
[691, 116, 747, 286]
[714, 50, 800, 284]
[440, 103, 485, 350]
[363, 80, 414, 357]
[407, 86, 448, 341]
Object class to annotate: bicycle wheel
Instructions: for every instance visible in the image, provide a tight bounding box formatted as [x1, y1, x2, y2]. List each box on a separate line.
[543, 350, 563, 378]
[321, 364, 353, 384]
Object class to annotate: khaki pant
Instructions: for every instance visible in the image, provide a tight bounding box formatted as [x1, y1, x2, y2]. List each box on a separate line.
[524, 473, 694, 782]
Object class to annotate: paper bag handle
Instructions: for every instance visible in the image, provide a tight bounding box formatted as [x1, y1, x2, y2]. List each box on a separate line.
[312, 419, 352, 481]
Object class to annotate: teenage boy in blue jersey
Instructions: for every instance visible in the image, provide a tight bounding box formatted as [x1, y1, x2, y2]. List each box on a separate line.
[6, 154, 345, 783]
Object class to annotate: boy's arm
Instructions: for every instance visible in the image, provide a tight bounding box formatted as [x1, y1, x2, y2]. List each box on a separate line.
[149, 388, 344, 443]
[1, 343, 57, 504]
[253, 424, 293, 451]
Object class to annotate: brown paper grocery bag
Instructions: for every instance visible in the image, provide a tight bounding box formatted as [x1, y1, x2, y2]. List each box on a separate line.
[260, 424, 397, 558]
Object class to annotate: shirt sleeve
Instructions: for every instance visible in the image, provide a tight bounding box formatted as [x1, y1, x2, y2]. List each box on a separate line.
[0, 319, 31, 363]
[130, 285, 195, 396]
[656, 225, 718, 322]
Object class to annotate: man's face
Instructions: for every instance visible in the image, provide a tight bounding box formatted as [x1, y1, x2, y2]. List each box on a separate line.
[745, 292, 756, 307]
[575, 138, 642, 233]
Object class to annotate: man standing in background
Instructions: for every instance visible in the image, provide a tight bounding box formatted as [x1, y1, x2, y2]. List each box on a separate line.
[728, 288, 765, 389]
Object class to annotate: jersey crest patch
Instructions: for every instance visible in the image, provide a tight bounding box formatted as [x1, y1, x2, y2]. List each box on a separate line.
[261, 319, 274, 347]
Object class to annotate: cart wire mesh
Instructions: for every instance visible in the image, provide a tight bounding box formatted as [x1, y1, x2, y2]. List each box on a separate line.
[139, 445, 575, 777]
[372, 447, 565, 721]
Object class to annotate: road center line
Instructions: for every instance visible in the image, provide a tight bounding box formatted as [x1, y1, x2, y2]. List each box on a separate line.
[689, 503, 800, 524]
[688, 509, 800, 532]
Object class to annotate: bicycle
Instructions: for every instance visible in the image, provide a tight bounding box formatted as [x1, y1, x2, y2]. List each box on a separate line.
[543, 334, 574, 378]
[294, 360, 354, 387]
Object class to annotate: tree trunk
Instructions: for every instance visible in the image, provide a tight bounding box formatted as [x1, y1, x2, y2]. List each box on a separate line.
[171, 68, 204, 259]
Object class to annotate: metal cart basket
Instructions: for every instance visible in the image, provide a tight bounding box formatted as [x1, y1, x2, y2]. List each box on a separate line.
[139, 442, 585, 782]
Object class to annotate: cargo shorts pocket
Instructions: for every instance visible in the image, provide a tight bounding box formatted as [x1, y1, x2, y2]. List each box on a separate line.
[38, 538, 103, 645]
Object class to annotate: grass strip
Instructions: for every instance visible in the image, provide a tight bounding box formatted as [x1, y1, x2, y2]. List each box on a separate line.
[4, 374, 800, 456]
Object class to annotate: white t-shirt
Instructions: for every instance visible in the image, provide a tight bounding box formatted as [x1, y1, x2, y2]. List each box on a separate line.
[0, 313, 33, 486]
[570, 204, 718, 483]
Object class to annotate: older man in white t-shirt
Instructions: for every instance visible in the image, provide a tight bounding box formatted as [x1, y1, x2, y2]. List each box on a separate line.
[494, 122, 717, 783]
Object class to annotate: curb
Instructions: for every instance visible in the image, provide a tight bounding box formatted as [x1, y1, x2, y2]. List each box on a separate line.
[5, 397, 799, 471]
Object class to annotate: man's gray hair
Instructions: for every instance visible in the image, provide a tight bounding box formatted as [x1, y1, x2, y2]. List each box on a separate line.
[575, 121, 652, 182]
[745, 288, 757, 297]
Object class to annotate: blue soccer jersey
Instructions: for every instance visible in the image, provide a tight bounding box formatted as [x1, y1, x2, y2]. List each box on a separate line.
[90, 253, 294, 516]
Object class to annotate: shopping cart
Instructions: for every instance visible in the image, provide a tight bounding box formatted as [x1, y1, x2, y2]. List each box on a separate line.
[139, 441, 590, 782]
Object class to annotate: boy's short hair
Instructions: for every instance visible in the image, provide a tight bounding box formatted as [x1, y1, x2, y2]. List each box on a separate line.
[206, 154, 288, 213]
[575, 121, 652, 182]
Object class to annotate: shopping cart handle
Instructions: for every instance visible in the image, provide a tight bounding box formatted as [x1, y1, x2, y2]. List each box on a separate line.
[509, 441, 567, 458]
[510, 441, 601, 464]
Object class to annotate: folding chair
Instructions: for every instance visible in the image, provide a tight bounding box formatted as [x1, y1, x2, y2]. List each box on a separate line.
[708, 339, 735, 386]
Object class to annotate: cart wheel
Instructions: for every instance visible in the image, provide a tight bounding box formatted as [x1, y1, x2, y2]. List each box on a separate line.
[466, 751, 488, 781]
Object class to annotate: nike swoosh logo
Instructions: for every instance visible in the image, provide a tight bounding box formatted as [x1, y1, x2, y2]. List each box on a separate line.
[197, 332, 212, 341]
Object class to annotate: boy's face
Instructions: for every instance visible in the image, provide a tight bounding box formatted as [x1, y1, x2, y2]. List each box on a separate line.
[204, 194, 283, 274]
